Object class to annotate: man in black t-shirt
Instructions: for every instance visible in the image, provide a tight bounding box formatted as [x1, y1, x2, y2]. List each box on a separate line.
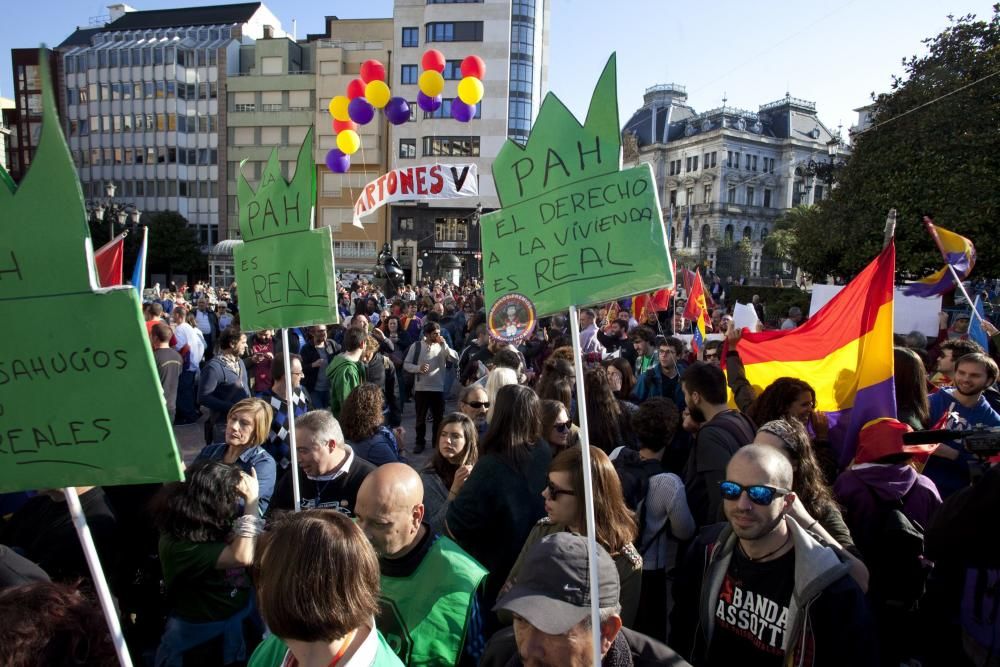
[268, 410, 374, 515]
[670, 445, 877, 666]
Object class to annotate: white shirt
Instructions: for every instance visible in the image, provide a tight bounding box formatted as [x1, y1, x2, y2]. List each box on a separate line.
[174, 322, 205, 370]
[194, 309, 213, 334]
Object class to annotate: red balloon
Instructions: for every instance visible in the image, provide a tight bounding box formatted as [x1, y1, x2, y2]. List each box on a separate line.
[359, 59, 385, 83]
[421, 49, 446, 73]
[460, 55, 486, 80]
[333, 118, 358, 133]
[346, 78, 366, 100]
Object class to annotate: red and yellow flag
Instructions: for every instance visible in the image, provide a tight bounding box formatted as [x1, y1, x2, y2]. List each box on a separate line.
[731, 242, 897, 465]
[682, 269, 710, 352]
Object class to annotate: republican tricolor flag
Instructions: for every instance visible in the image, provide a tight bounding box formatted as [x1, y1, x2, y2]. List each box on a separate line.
[682, 269, 710, 353]
[902, 220, 975, 297]
[731, 242, 897, 466]
[94, 233, 127, 287]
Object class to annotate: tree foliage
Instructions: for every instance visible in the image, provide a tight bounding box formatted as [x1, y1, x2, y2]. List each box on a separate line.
[146, 210, 207, 281]
[789, 7, 1000, 280]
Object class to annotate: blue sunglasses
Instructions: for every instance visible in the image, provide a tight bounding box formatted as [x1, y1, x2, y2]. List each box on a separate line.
[719, 481, 790, 506]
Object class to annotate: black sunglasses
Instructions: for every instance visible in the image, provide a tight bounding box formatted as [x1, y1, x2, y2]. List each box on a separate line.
[552, 420, 572, 433]
[545, 479, 576, 499]
[719, 481, 790, 506]
[464, 400, 490, 409]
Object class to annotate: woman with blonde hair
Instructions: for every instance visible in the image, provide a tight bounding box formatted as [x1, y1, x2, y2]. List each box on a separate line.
[195, 397, 276, 514]
[500, 445, 643, 628]
[484, 366, 518, 423]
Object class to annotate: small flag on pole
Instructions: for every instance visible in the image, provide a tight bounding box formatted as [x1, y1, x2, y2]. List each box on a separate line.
[903, 220, 975, 297]
[131, 226, 148, 297]
[94, 233, 126, 287]
[682, 269, 710, 352]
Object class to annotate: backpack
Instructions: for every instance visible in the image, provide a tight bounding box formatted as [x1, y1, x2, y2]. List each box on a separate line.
[613, 448, 669, 555]
[859, 485, 931, 610]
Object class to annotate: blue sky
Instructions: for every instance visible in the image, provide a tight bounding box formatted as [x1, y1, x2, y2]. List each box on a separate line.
[2, 0, 994, 139]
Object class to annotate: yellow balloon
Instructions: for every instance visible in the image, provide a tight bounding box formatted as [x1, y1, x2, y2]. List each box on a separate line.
[365, 80, 391, 109]
[337, 129, 361, 155]
[329, 95, 350, 122]
[457, 76, 484, 106]
[418, 70, 445, 98]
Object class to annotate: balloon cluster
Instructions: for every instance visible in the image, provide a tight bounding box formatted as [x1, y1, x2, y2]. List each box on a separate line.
[417, 50, 485, 123]
[324, 53, 486, 173]
[326, 59, 412, 173]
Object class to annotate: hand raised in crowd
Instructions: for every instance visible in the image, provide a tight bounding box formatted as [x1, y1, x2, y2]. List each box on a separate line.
[726, 323, 743, 347]
[982, 319, 999, 336]
[939, 311, 950, 329]
[236, 468, 259, 505]
[810, 411, 830, 441]
[450, 464, 473, 496]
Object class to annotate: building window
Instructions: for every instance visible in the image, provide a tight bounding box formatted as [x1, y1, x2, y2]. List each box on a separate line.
[745, 153, 751, 170]
[402, 27, 419, 47]
[401, 64, 418, 85]
[685, 188, 694, 205]
[743, 226, 752, 241]
[435, 217, 469, 242]
[703, 184, 712, 203]
[685, 157, 691, 173]
[728, 186, 736, 204]
[422, 136, 480, 157]
[725, 225, 734, 245]
[693, 156, 699, 171]
[734, 152, 741, 169]
[399, 217, 415, 231]
[424, 98, 482, 119]
[763, 189, 772, 208]
[815, 185, 825, 201]
[334, 241, 377, 258]
[425, 21, 484, 42]
[428, 0, 484, 3]
[710, 151, 717, 168]
[443, 60, 463, 80]
[752, 155, 758, 171]
[399, 138, 416, 159]
[746, 187, 754, 205]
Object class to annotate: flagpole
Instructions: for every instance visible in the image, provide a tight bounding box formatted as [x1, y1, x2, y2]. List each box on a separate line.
[922, 216, 985, 327]
[281, 328, 302, 511]
[568, 304, 602, 666]
[64, 486, 133, 667]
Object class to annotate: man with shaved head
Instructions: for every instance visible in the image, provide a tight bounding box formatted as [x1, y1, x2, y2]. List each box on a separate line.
[670, 445, 877, 666]
[355, 463, 488, 666]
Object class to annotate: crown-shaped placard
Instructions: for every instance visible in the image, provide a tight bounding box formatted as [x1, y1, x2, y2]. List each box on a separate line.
[492, 54, 621, 209]
[0, 53, 93, 299]
[480, 54, 673, 317]
[237, 127, 316, 241]
[0, 50, 182, 492]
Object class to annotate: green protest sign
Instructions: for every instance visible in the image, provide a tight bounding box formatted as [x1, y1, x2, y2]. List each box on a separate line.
[234, 129, 339, 331]
[481, 54, 673, 316]
[0, 56, 183, 493]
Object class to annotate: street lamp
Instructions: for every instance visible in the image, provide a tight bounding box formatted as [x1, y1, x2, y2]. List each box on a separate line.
[86, 182, 143, 241]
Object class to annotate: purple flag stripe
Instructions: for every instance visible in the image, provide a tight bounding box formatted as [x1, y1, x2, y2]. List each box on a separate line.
[823, 375, 897, 468]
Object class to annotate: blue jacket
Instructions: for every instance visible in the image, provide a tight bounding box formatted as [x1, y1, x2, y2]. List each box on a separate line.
[348, 426, 404, 466]
[634, 363, 686, 408]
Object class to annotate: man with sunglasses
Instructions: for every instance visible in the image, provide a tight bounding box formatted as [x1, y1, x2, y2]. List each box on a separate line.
[459, 384, 490, 438]
[670, 445, 876, 666]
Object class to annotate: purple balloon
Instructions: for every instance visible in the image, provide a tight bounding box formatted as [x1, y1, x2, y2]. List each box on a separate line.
[384, 97, 411, 125]
[348, 97, 375, 125]
[325, 148, 350, 173]
[451, 99, 476, 123]
[417, 91, 442, 113]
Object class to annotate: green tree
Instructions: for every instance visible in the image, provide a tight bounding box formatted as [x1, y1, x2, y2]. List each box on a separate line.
[791, 8, 1000, 279]
[146, 211, 207, 282]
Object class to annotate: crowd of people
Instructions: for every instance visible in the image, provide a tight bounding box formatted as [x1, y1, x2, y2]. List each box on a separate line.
[1, 273, 999, 667]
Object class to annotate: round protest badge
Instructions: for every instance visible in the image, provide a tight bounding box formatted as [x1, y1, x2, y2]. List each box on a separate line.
[488, 294, 537, 345]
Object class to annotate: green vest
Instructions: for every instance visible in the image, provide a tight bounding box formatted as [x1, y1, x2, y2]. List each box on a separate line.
[378, 535, 488, 666]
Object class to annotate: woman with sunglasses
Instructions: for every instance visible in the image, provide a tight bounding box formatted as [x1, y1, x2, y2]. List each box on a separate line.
[753, 419, 870, 591]
[539, 399, 577, 455]
[420, 413, 479, 535]
[499, 446, 642, 628]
